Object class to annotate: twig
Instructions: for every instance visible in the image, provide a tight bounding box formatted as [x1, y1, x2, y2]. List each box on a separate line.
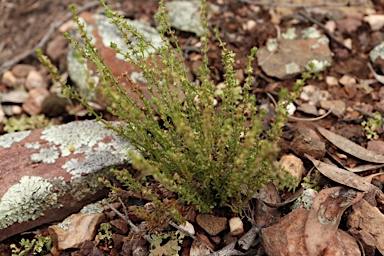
[266, 92, 334, 121]
[297, 11, 351, 51]
[208, 241, 245, 256]
[168, 221, 196, 239]
[0, 1, 101, 76]
[102, 199, 141, 233]
[238, 225, 260, 250]
[239, 0, 368, 8]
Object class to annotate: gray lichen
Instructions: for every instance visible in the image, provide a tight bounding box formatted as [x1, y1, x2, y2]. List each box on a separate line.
[40, 120, 116, 157]
[30, 147, 60, 164]
[0, 176, 60, 229]
[57, 218, 72, 231]
[0, 130, 31, 148]
[25, 142, 41, 149]
[80, 202, 104, 215]
[62, 149, 125, 178]
[370, 41, 384, 62]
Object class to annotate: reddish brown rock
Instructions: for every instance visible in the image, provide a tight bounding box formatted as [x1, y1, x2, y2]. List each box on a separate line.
[196, 214, 228, 236]
[0, 120, 135, 241]
[290, 128, 326, 159]
[67, 12, 184, 110]
[110, 218, 129, 235]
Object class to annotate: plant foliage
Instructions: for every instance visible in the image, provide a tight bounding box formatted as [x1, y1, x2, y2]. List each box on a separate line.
[37, 0, 310, 214]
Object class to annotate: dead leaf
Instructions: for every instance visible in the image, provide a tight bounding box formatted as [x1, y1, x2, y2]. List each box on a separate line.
[305, 187, 364, 256]
[368, 62, 384, 84]
[260, 187, 304, 208]
[327, 152, 384, 172]
[306, 155, 380, 193]
[348, 199, 384, 254]
[317, 127, 384, 163]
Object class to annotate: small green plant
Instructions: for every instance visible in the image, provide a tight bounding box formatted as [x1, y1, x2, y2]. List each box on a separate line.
[148, 231, 184, 256]
[10, 236, 52, 256]
[38, 0, 313, 214]
[3, 114, 54, 133]
[362, 111, 383, 140]
[97, 222, 113, 247]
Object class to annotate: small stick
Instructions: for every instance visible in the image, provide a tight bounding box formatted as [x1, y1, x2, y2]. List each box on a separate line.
[238, 225, 260, 250]
[102, 199, 141, 233]
[168, 221, 196, 239]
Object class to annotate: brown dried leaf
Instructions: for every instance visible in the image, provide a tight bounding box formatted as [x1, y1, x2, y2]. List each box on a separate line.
[261, 187, 304, 208]
[327, 152, 384, 172]
[348, 199, 384, 254]
[306, 155, 379, 192]
[317, 127, 384, 163]
[305, 187, 364, 256]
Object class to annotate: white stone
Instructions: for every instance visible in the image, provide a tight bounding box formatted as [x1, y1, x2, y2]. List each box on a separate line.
[180, 221, 195, 235]
[229, 217, 244, 236]
[364, 14, 384, 31]
[279, 154, 305, 182]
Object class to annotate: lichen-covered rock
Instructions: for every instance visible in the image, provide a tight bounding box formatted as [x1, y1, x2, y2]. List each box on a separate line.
[0, 120, 136, 241]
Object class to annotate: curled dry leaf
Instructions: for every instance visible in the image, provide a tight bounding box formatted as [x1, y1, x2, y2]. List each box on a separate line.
[348, 198, 384, 255]
[260, 187, 304, 208]
[368, 62, 384, 84]
[304, 186, 364, 256]
[306, 155, 380, 193]
[327, 152, 384, 172]
[317, 127, 384, 163]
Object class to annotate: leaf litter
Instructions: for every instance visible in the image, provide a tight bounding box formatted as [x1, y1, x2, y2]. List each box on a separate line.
[317, 127, 384, 163]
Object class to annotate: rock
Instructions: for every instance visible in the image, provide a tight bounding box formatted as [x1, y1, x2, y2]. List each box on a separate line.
[279, 154, 305, 185]
[11, 64, 36, 78]
[40, 93, 70, 117]
[196, 214, 228, 236]
[256, 30, 332, 79]
[67, 12, 184, 110]
[325, 76, 339, 87]
[299, 85, 330, 106]
[110, 218, 129, 235]
[292, 189, 318, 210]
[180, 221, 195, 235]
[47, 34, 69, 62]
[190, 238, 211, 256]
[1, 70, 17, 87]
[336, 14, 363, 34]
[25, 70, 47, 90]
[364, 14, 384, 31]
[1, 90, 29, 104]
[290, 128, 326, 159]
[369, 41, 384, 74]
[22, 87, 50, 115]
[320, 100, 346, 117]
[163, 1, 204, 36]
[228, 217, 244, 236]
[48, 212, 105, 250]
[0, 120, 135, 241]
[297, 103, 318, 116]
